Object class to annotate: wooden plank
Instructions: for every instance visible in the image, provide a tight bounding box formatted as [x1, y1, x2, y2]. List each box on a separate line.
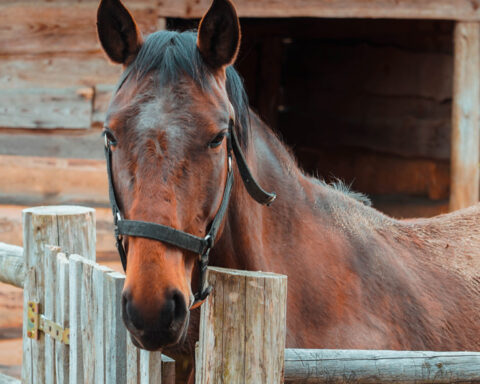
[0, 155, 108, 206]
[44, 245, 61, 384]
[158, 0, 480, 20]
[0, 56, 121, 90]
[197, 267, 287, 384]
[104, 271, 127, 384]
[80, 258, 96, 383]
[450, 22, 480, 211]
[55, 253, 69, 384]
[0, 242, 23, 288]
[0, 87, 93, 130]
[161, 355, 175, 384]
[126, 336, 140, 384]
[0, 3, 160, 56]
[284, 349, 480, 383]
[22, 206, 95, 384]
[139, 350, 163, 384]
[0, 129, 104, 160]
[69, 255, 84, 384]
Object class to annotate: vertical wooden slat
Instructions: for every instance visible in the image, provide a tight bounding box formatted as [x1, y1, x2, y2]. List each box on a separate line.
[93, 265, 113, 384]
[450, 21, 480, 211]
[161, 355, 176, 384]
[55, 253, 69, 384]
[80, 258, 97, 383]
[69, 255, 84, 384]
[105, 271, 127, 384]
[197, 267, 287, 384]
[127, 336, 140, 384]
[44, 245, 61, 384]
[140, 350, 163, 384]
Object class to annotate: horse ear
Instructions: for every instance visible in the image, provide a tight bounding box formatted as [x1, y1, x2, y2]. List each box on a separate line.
[197, 0, 241, 70]
[97, 0, 143, 65]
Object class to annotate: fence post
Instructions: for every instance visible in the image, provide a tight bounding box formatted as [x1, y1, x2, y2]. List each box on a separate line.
[22, 206, 95, 384]
[196, 267, 287, 384]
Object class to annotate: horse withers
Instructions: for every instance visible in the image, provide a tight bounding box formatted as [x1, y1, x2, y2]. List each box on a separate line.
[96, 0, 480, 382]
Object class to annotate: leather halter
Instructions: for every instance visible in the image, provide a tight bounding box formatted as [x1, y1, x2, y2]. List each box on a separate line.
[104, 120, 276, 309]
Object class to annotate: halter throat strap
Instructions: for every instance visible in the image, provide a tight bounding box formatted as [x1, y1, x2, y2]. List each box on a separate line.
[104, 122, 276, 308]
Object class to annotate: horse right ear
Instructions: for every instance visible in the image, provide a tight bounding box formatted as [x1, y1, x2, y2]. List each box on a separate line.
[97, 0, 143, 65]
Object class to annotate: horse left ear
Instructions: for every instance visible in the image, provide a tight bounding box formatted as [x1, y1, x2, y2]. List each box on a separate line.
[97, 0, 143, 65]
[197, 0, 241, 70]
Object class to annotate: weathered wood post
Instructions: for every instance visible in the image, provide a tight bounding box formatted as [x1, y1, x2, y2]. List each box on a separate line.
[196, 267, 287, 384]
[22, 206, 95, 384]
[450, 22, 480, 211]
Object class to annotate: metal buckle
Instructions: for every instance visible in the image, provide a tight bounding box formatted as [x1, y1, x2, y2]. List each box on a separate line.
[104, 134, 109, 149]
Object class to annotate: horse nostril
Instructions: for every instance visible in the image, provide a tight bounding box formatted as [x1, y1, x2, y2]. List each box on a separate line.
[122, 291, 145, 331]
[172, 290, 186, 322]
[159, 289, 187, 331]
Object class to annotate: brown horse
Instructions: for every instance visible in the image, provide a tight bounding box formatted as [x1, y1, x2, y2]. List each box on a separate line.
[97, 0, 480, 381]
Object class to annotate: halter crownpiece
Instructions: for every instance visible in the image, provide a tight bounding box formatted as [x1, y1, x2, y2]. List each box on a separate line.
[104, 120, 276, 309]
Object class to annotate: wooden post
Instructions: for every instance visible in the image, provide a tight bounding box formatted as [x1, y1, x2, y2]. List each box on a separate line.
[22, 206, 95, 384]
[196, 267, 287, 384]
[450, 21, 480, 211]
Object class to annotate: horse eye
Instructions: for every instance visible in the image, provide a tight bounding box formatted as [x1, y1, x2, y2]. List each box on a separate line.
[208, 132, 226, 148]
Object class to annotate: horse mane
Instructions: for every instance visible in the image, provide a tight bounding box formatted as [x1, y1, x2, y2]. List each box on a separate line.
[130, 30, 250, 147]
[129, 29, 371, 206]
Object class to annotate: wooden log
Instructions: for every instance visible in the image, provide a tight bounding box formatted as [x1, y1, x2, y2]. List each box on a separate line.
[0, 88, 93, 130]
[450, 22, 480, 211]
[158, 0, 480, 20]
[22, 206, 95, 384]
[196, 267, 287, 384]
[0, 242, 23, 288]
[0, 373, 20, 384]
[0, 129, 104, 160]
[0, 3, 159, 56]
[0, 155, 108, 206]
[284, 349, 480, 383]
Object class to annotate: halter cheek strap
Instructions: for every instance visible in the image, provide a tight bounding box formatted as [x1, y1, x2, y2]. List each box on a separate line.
[104, 121, 276, 309]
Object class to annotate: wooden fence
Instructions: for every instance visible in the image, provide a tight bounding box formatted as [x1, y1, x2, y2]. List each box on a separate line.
[1, 205, 480, 383]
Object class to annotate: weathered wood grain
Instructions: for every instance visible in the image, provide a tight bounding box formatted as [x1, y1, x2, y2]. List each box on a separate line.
[0, 373, 20, 384]
[0, 56, 121, 90]
[44, 245, 61, 384]
[126, 336, 141, 384]
[197, 267, 287, 384]
[161, 355, 176, 384]
[0, 129, 104, 159]
[158, 0, 480, 20]
[22, 206, 95, 384]
[68, 255, 84, 384]
[0, 205, 114, 258]
[0, 155, 108, 206]
[0, 88, 93, 130]
[0, 3, 160, 56]
[55, 253, 69, 384]
[140, 349, 163, 384]
[0, 242, 23, 288]
[284, 349, 480, 383]
[105, 271, 127, 384]
[450, 22, 480, 211]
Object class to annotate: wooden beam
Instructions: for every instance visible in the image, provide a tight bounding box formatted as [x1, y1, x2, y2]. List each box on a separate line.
[284, 349, 480, 383]
[0, 88, 93, 130]
[158, 0, 480, 20]
[196, 267, 287, 384]
[0, 3, 159, 56]
[450, 22, 480, 211]
[0, 155, 108, 206]
[0, 242, 24, 288]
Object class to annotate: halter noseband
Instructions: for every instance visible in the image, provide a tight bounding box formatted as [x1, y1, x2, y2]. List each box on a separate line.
[104, 120, 276, 309]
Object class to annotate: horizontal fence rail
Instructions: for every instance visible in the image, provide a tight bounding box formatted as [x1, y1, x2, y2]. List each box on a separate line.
[0, 242, 24, 288]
